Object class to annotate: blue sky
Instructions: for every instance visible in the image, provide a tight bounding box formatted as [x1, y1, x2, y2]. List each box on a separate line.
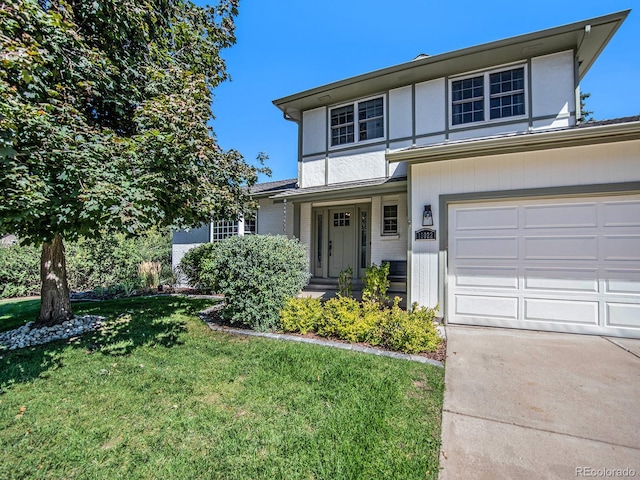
[197, 1, 640, 183]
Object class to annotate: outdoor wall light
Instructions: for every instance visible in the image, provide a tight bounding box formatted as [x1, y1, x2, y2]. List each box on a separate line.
[423, 205, 433, 226]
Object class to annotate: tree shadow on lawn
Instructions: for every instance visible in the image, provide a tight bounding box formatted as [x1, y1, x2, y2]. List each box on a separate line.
[0, 296, 209, 394]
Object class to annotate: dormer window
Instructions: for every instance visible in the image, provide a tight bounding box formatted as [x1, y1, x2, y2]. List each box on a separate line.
[451, 66, 526, 126]
[330, 96, 384, 147]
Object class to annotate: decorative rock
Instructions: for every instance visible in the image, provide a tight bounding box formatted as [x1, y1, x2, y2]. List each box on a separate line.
[0, 315, 105, 352]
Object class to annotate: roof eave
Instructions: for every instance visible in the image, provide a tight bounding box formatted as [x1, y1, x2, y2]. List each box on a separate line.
[386, 121, 640, 165]
[269, 178, 407, 203]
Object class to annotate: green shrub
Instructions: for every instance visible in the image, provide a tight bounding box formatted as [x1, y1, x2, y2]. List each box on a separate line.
[0, 243, 41, 298]
[381, 300, 441, 354]
[318, 296, 362, 341]
[188, 235, 310, 331]
[279, 296, 323, 334]
[362, 262, 390, 304]
[337, 266, 353, 298]
[360, 301, 388, 347]
[0, 230, 172, 298]
[138, 261, 161, 289]
[178, 242, 216, 290]
[277, 295, 442, 354]
[66, 229, 171, 291]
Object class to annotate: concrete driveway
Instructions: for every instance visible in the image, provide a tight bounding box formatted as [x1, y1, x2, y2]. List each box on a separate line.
[439, 326, 640, 479]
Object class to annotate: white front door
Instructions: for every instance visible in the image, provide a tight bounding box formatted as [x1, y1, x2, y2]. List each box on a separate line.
[329, 207, 356, 277]
[447, 194, 640, 338]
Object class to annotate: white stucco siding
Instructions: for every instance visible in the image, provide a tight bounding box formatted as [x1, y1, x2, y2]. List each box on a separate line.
[327, 148, 386, 184]
[256, 198, 294, 237]
[415, 134, 446, 148]
[302, 107, 327, 156]
[531, 50, 575, 123]
[300, 155, 326, 188]
[415, 78, 445, 136]
[389, 161, 408, 178]
[449, 122, 529, 141]
[389, 86, 413, 140]
[531, 117, 573, 131]
[370, 193, 408, 265]
[409, 139, 640, 308]
[388, 140, 411, 178]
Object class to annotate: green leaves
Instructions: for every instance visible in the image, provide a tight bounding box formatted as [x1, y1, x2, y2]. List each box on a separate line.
[0, 0, 255, 245]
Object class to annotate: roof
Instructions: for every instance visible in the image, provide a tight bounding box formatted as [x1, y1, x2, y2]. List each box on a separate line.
[250, 178, 298, 196]
[269, 175, 407, 202]
[387, 116, 640, 165]
[273, 10, 629, 121]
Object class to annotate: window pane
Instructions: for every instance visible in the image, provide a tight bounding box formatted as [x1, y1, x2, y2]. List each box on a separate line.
[357, 98, 384, 141]
[358, 98, 383, 120]
[330, 105, 355, 145]
[489, 67, 525, 120]
[452, 75, 484, 125]
[359, 118, 383, 141]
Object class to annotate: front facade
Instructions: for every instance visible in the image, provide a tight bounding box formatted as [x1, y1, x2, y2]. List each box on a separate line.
[175, 10, 640, 338]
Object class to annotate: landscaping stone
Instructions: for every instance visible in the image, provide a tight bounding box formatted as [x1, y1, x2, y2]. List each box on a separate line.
[0, 315, 104, 351]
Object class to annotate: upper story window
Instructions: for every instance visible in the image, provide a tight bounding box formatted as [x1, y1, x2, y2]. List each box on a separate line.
[330, 96, 384, 147]
[451, 66, 526, 126]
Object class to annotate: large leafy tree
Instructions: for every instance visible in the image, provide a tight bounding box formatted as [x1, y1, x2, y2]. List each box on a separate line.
[0, 0, 261, 326]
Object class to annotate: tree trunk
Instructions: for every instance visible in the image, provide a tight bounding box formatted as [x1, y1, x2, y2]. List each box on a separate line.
[36, 234, 73, 327]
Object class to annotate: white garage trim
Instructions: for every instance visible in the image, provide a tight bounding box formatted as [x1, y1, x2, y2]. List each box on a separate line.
[441, 183, 640, 338]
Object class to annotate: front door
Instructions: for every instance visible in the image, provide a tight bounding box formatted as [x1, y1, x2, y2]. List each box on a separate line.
[329, 207, 356, 277]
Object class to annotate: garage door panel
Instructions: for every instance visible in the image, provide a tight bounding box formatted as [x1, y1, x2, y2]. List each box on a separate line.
[602, 200, 640, 227]
[605, 269, 640, 294]
[448, 193, 640, 338]
[606, 303, 640, 328]
[454, 266, 519, 289]
[523, 236, 598, 260]
[455, 236, 518, 259]
[523, 203, 597, 229]
[523, 298, 599, 325]
[455, 206, 518, 231]
[524, 267, 599, 293]
[602, 235, 640, 261]
[455, 295, 518, 319]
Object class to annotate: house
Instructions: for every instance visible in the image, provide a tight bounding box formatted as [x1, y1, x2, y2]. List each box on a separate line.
[174, 10, 640, 339]
[172, 178, 298, 269]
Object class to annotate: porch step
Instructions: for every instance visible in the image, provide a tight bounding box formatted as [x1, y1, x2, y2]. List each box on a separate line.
[307, 278, 363, 290]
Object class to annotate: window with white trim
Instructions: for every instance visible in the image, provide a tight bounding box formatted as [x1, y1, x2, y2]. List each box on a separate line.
[330, 96, 384, 146]
[382, 205, 398, 235]
[451, 66, 526, 126]
[211, 217, 257, 241]
[212, 220, 237, 241]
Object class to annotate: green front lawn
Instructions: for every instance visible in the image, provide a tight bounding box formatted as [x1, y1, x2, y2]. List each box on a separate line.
[0, 296, 444, 479]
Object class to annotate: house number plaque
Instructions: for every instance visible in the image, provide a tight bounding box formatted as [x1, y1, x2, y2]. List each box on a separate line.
[415, 228, 436, 241]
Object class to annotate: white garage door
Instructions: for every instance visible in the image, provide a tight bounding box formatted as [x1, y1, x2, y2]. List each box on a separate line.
[447, 194, 640, 338]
